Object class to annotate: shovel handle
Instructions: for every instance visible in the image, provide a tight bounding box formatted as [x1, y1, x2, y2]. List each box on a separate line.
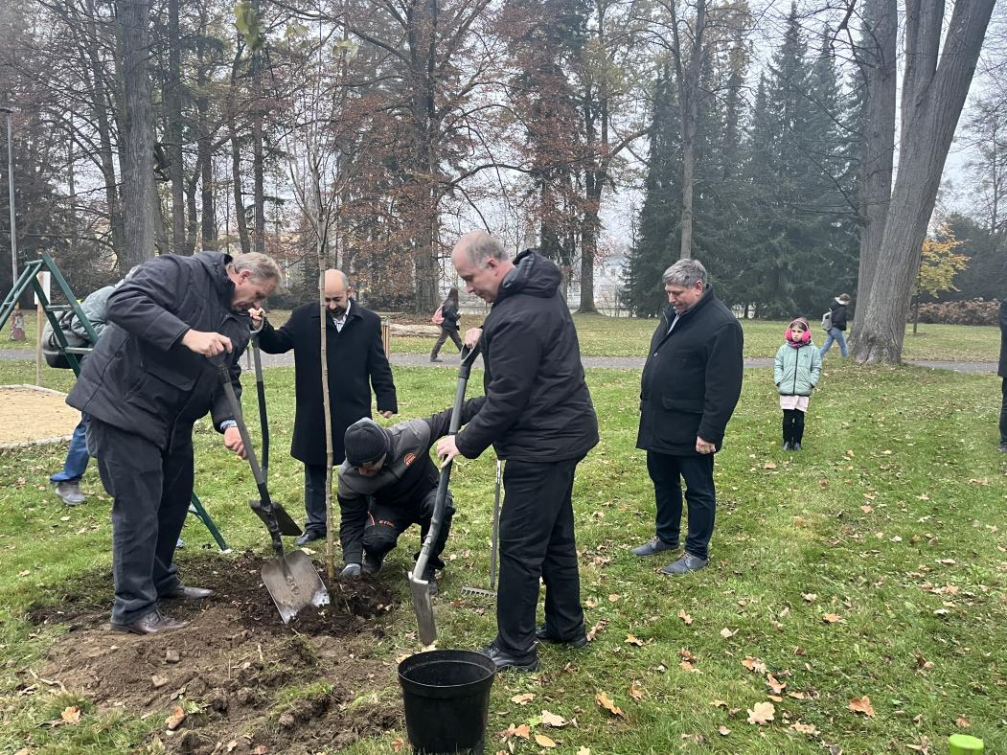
[250, 337, 269, 475]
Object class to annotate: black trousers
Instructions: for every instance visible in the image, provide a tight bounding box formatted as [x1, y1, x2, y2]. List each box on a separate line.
[304, 462, 342, 534]
[364, 489, 455, 572]
[87, 418, 192, 625]
[646, 450, 716, 561]
[1001, 379, 1007, 444]
[430, 327, 462, 359]
[496, 456, 585, 655]
[782, 408, 806, 444]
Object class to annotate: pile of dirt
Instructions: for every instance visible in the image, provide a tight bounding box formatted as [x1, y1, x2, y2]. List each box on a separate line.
[26, 553, 403, 754]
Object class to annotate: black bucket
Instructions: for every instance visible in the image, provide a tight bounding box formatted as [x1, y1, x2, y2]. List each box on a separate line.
[398, 649, 496, 755]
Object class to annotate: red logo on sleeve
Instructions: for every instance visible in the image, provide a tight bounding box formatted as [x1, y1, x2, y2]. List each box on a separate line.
[404, 453, 416, 466]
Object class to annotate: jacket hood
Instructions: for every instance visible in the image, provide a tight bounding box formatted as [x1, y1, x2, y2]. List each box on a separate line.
[194, 251, 234, 300]
[497, 249, 562, 303]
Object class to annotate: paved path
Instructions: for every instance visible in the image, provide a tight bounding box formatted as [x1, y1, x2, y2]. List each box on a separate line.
[1, 349, 996, 373]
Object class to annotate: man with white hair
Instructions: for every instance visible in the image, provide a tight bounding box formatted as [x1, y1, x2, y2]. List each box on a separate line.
[632, 259, 743, 575]
[68, 251, 282, 634]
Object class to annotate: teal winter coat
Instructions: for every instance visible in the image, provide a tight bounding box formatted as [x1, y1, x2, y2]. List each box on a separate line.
[774, 343, 822, 396]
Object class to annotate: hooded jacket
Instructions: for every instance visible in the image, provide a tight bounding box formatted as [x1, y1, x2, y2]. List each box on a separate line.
[455, 250, 599, 462]
[67, 252, 248, 451]
[637, 287, 744, 455]
[774, 341, 822, 396]
[829, 300, 849, 330]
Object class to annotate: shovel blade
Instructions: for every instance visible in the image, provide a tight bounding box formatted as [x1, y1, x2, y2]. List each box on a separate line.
[261, 550, 330, 624]
[409, 571, 437, 645]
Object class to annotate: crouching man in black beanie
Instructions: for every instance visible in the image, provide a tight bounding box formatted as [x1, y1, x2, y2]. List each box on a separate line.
[336, 398, 485, 594]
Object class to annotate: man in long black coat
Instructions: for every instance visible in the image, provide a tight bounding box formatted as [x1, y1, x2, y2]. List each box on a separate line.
[633, 258, 743, 575]
[437, 232, 599, 673]
[67, 251, 282, 635]
[254, 270, 398, 545]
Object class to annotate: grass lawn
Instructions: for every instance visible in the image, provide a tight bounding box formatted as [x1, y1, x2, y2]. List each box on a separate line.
[6, 308, 1000, 363]
[0, 355, 1004, 753]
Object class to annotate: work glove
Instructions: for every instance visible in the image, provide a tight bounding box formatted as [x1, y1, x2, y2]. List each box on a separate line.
[340, 563, 362, 579]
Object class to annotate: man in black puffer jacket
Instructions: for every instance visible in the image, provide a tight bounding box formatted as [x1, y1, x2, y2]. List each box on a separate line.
[68, 252, 281, 635]
[437, 231, 599, 672]
[633, 258, 743, 575]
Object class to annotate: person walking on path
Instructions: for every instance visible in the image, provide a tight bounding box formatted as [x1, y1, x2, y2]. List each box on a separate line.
[336, 397, 485, 594]
[774, 318, 822, 451]
[820, 293, 851, 358]
[252, 270, 398, 546]
[632, 259, 744, 575]
[998, 298, 1007, 452]
[437, 232, 599, 673]
[67, 251, 281, 635]
[430, 286, 462, 362]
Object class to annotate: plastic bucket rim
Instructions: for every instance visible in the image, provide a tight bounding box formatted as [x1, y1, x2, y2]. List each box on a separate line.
[398, 649, 496, 692]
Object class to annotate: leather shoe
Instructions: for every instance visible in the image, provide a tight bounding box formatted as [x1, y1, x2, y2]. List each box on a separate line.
[295, 530, 325, 547]
[480, 642, 539, 673]
[782, 441, 792, 451]
[660, 552, 709, 575]
[535, 624, 588, 649]
[112, 611, 188, 635]
[162, 585, 213, 600]
[631, 536, 678, 557]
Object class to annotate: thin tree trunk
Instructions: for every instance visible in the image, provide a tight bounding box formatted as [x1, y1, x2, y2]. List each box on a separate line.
[252, 113, 265, 253]
[229, 127, 251, 254]
[117, 0, 155, 269]
[166, 0, 185, 253]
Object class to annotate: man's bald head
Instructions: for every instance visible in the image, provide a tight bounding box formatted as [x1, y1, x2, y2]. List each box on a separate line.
[324, 269, 352, 315]
[451, 231, 513, 304]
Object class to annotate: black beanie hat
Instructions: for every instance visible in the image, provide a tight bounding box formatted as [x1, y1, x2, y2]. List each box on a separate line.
[344, 419, 391, 467]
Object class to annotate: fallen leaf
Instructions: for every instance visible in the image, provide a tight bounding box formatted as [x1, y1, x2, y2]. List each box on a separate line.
[747, 701, 775, 725]
[848, 696, 875, 718]
[764, 461, 777, 470]
[790, 722, 819, 736]
[500, 723, 531, 739]
[18, 570, 30, 578]
[629, 683, 644, 702]
[596, 691, 625, 717]
[766, 674, 786, 694]
[152, 675, 169, 689]
[719, 627, 737, 638]
[679, 660, 696, 672]
[534, 733, 557, 748]
[61, 706, 81, 724]
[625, 634, 644, 647]
[577, 749, 590, 755]
[608, 593, 621, 602]
[510, 693, 535, 705]
[718, 725, 731, 736]
[391, 737, 406, 752]
[801, 592, 817, 602]
[541, 710, 567, 728]
[710, 700, 728, 708]
[861, 505, 873, 513]
[586, 618, 609, 642]
[823, 613, 843, 624]
[165, 705, 186, 730]
[678, 609, 693, 625]
[955, 716, 970, 729]
[742, 656, 767, 674]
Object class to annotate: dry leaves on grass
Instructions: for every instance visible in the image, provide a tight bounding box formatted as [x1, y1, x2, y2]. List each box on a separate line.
[720, 627, 738, 638]
[596, 691, 625, 717]
[955, 716, 970, 729]
[391, 737, 406, 752]
[790, 722, 819, 736]
[586, 618, 609, 642]
[802, 593, 818, 603]
[742, 656, 767, 674]
[766, 674, 786, 694]
[540, 710, 567, 728]
[534, 734, 557, 748]
[510, 693, 535, 705]
[629, 683, 645, 702]
[823, 613, 844, 624]
[499, 724, 531, 739]
[848, 696, 875, 717]
[60, 706, 81, 725]
[678, 609, 693, 625]
[577, 749, 591, 755]
[625, 634, 645, 647]
[747, 702, 775, 725]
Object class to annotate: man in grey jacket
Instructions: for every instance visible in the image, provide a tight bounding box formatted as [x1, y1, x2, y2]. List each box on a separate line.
[67, 251, 281, 635]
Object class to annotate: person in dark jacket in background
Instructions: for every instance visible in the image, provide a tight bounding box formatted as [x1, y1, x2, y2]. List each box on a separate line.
[998, 299, 1007, 452]
[632, 258, 743, 575]
[437, 231, 599, 673]
[252, 270, 398, 546]
[67, 251, 281, 635]
[336, 397, 485, 594]
[820, 293, 851, 358]
[430, 286, 462, 362]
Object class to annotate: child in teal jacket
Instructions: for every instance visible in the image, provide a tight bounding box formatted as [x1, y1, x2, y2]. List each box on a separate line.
[774, 318, 822, 451]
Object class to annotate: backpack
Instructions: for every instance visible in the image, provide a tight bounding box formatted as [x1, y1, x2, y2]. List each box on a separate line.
[821, 310, 832, 332]
[431, 305, 444, 326]
[41, 311, 90, 369]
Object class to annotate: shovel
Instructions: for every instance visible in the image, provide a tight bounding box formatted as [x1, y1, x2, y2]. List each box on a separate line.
[410, 344, 480, 645]
[215, 359, 330, 623]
